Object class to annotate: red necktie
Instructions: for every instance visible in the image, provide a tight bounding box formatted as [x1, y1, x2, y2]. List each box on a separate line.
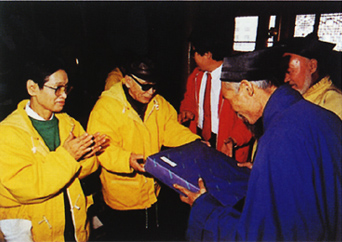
[202, 72, 212, 141]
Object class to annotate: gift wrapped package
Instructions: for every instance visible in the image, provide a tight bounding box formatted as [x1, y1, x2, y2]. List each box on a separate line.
[145, 140, 251, 206]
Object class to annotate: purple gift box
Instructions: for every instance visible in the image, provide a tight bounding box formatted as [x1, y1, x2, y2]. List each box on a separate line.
[145, 140, 250, 206]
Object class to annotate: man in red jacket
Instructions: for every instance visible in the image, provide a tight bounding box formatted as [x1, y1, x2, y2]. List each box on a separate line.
[178, 28, 252, 162]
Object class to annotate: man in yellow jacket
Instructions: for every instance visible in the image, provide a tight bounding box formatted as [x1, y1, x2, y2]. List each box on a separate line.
[283, 32, 342, 119]
[87, 57, 200, 241]
[0, 56, 107, 242]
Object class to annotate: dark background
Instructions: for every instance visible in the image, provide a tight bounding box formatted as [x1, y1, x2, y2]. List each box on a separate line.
[0, 1, 341, 126]
[0, 2, 340, 241]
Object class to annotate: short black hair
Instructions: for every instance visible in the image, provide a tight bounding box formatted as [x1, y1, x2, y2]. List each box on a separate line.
[23, 54, 66, 88]
[189, 27, 230, 61]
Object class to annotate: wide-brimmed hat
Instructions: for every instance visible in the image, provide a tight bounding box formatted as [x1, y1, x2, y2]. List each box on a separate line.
[221, 46, 284, 83]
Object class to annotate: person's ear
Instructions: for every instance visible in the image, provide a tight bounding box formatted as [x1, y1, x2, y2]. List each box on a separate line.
[205, 51, 213, 60]
[27, 80, 39, 96]
[308, 59, 318, 74]
[124, 75, 132, 88]
[240, 80, 254, 96]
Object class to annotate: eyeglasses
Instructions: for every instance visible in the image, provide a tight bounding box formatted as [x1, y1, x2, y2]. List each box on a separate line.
[129, 75, 157, 91]
[44, 84, 73, 96]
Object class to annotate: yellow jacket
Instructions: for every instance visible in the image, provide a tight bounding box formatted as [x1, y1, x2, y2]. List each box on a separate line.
[303, 76, 342, 119]
[87, 82, 199, 210]
[0, 100, 98, 242]
[104, 67, 123, 91]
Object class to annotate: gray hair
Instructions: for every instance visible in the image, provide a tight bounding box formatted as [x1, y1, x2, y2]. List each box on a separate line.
[225, 80, 272, 93]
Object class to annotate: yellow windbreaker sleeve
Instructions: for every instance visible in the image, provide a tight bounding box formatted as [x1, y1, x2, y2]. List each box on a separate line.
[87, 95, 133, 174]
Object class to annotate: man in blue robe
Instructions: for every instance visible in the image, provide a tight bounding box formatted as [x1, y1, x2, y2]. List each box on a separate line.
[175, 47, 342, 241]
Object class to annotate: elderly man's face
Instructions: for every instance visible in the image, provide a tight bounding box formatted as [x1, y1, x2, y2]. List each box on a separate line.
[221, 81, 262, 125]
[125, 75, 156, 104]
[283, 53, 314, 94]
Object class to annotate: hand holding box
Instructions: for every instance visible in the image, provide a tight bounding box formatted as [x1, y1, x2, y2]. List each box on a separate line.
[145, 140, 250, 206]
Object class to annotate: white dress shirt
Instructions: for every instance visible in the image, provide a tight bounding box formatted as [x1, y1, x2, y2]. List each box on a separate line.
[197, 64, 222, 134]
[25, 101, 54, 120]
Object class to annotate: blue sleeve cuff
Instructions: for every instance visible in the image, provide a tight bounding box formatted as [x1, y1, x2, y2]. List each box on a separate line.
[186, 193, 220, 241]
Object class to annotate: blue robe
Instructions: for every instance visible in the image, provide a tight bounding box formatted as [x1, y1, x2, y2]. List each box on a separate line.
[187, 85, 342, 241]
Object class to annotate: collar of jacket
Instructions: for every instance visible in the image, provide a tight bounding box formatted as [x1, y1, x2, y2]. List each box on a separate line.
[263, 84, 303, 131]
[1, 99, 75, 154]
[303, 75, 332, 98]
[1, 100, 41, 135]
[101, 82, 160, 122]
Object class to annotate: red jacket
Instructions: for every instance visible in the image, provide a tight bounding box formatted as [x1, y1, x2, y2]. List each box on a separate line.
[179, 67, 252, 162]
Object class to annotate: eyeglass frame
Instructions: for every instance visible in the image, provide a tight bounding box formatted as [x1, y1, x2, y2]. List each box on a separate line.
[129, 74, 157, 91]
[43, 84, 73, 96]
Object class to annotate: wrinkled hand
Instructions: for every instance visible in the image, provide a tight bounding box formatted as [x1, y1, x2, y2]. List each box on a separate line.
[174, 178, 207, 206]
[63, 132, 95, 161]
[178, 111, 195, 124]
[129, 153, 145, 173]
[237, 162, 253, 169]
